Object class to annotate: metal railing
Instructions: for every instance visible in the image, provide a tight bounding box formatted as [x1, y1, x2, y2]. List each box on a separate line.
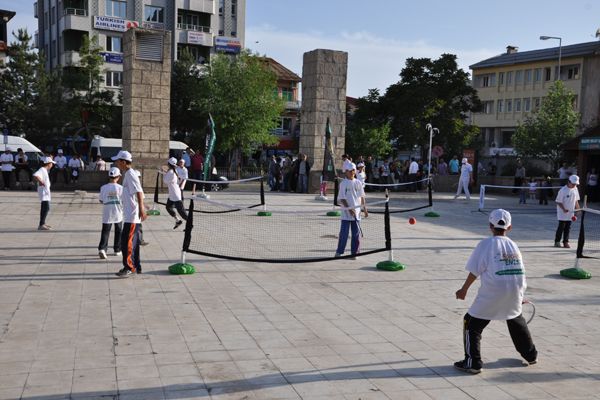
[177, 23, 211, 33]
[64, 8, 88, 16]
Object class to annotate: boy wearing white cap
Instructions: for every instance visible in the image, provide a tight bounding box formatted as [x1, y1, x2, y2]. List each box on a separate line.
[454, 157, 473, 200]
[33, 157, 56, 230]
[454, 209, 537, 374]
[164, 157, 188, 229]
[98, 167, 123, 259]
[112, 150, 147, 277]
[554, 175, 581, 248]
[335, 161, 368, 258]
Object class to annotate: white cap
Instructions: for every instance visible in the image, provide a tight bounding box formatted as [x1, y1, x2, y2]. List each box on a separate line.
[108, 167, 121, 177]
[357, 162, 365, 168]
[462, 157, 468, 164]
[111, 150, 133, 162]
[569, 175, 580, 185]
[167, 157, 178, 166]
[57, 148, 63, 154]
[42, 156, 56, 165]
[489, 208, 512, 230]
[342, 160, 355, 172]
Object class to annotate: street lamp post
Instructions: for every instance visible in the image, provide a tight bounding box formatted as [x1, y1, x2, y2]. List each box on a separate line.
[540, 35, 562, 80]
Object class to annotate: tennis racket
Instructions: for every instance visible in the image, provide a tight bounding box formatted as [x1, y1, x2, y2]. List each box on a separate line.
[522, 298, 536, 324]
[355, 216, 364, 238]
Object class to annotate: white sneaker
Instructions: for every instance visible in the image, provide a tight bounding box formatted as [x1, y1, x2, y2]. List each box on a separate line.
[114, 251, 122, 256]
[98, 250, 107, 259]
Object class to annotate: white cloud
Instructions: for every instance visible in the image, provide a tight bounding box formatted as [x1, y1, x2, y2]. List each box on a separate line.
[247, 25, 498, 98]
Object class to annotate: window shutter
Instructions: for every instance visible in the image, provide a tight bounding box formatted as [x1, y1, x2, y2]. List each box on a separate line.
[136, 33, 163, 61]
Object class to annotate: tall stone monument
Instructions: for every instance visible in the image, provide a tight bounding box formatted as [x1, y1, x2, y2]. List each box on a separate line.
[122, 28, 171, 188]
[300, 49, 348, 193]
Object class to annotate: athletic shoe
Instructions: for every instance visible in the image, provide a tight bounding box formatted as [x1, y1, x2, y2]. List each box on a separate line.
[453, 360, 481, 374]
[563, 242, 571, 248]
[334, 253, 342, 258]
[173, 220, 183, 229]
[554, 242, 561, 248]
[523, 359, 537, 366]
[115, 268, 133, 278]
[114, 251, 122, 256]
[99, 250, 107, 259]
[136, 267, 142, 274]
[140, 240, 149, 246]
[38, 225, 52, 231]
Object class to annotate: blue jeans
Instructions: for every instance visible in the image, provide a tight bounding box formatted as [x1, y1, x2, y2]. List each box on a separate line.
[298, 174, 308, 193]
[336, 219, 360, 255]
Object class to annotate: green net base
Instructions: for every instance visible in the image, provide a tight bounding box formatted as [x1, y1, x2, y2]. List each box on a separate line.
[424, 211, 440, 217]
[147, 209, 161, 216]
[560, 267, 591, 279]
[257, 211, 272, 216]
[168, 263, 196, 275]
[376, 260, 406, 271]
[326, 211, 341, 217]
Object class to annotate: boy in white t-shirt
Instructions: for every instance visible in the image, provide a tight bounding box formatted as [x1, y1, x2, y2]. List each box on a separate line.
[33, 157, 56, 230]
[335, 161, 368, 259]
[98, 167, 124, 259]
[454, 209, 537, 374]
[554, 175, 581, 248]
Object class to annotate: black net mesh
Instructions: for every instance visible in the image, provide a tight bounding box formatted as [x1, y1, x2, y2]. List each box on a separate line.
[335, 178, 432, 214]
[576, 208, 600, 259]
[183, 199, 390, 263]
[478, 184, 563, 214]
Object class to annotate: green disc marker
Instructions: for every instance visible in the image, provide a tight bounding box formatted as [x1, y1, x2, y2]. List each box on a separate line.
[257, 211, 272, 216]
[560, 267, 591, 279]
[424, 211, 440, 217]
[147, 209, 161, 216]
[376, 261, 405, 271]
[326, 211, 341, 217]
[168, 263, 196, 275]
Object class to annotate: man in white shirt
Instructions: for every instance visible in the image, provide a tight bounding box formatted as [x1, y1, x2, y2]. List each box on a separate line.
[33, 157, 56, 230]
[335, 161, 368, 259]
[408, 158, 419, 192]
[1, 147, 14, 190]
[112, 150, 147, 277]
[68, 154, 84, 184]
[14, 148, 33, 185]
[454, 158, 473, 200]
[52, 149, 69, 184]
[454, 209, 537, 374]
[554, 175, 581, 248]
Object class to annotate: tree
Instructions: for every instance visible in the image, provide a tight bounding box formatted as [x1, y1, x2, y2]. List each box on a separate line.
[170, 48, 203, 146]
[381, 54, 481, 157]
[196, 52, 284, 164]
[345, 89, 392, 157]
[513, 80, 580, 171]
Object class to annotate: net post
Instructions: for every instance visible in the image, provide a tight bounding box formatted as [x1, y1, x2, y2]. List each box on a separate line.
[260, 176, 265, 207]
[424, 179, 440, 217]
[326, 178, 341, 216]
[168, 199, 196, 275]
[478, 185, 486, 211]
[376, 190, 405, 271]
[148, 173, 161, 215]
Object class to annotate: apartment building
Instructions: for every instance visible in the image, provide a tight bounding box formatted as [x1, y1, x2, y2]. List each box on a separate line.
[34, 0, 245, 90]
[0, 9, 16, 67]
[470, 41, 600, 157]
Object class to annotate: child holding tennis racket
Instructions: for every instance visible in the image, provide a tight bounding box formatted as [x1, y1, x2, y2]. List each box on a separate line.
[335, 161, 367, 259]
[454, 209, 537, 374]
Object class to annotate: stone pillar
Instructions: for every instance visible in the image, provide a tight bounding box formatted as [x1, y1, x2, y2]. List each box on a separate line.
[300, 49, 347, 193]
[122, 28, 171, 188]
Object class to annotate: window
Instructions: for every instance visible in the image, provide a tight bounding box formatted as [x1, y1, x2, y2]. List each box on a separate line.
[478, 74, 495, 88]
[144, 5, 164, 23]
[51, 6, 56, 24]
[506, 71, 513, 85]
[106, 36, 122, 52]
[231, 31, 237, 37]
[515, 70, 523, 84]
[525, 69, 532, 84]
[232, 0, 237, 16]
[281, 88, 294, 101]
[506, 99, 512, 112]
[105, 71, 122, 87]
[218, 29, 224, 35]
[219, 0, 224, 15]
[544, 67, 551, 81]
[482, 100, 494, 114]
[567, 66, 580, 80]
[533, 97, 541, 111]
[498, 72, 504, 85]
[52, 39, 56, 58]
[501, 130, 514, 147]
[106, 0, 126, 18]
[524, 98, 531, 112]
[515, 98, 521, 112]
[572, 95, 578, 110]
[497, 99, 504, 113]
[534, 68, 542, 82]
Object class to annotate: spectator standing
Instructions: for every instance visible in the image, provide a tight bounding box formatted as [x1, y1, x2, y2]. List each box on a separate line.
[98, 167, 123, 259]
[408, 158, 419, 192]
[190, 149, 204, 196]
[356, 162, 366, 187]
[437, 158, 448, 175]
[1, 147, 14, 190]
[557, 162, 570, 186]
[112, 150, 147, 277]
[68, 154, 84, 184]
[454, 158, 473, 200]
[14, 148, 33, 185]
[33, 156, 56, 230]
[296, 153, 311, 193]
[554, 175, 581, 248]
[52, 149, 68, 184]
[454, 209, 537, 374]
[282, 155, 292, 192]
[96, 156, 107, 171]
[586, 168, 598, 202]
[182, 148, 193, 168]
[538, 177, 552, 205]
[365, 156, 374, 190]
[513, 160, 526, 194]
[176, 159, 188, 193]
[449, 156, 459, 175]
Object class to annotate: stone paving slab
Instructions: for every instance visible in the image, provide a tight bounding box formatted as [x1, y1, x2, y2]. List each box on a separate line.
[1, 189, 600, 400]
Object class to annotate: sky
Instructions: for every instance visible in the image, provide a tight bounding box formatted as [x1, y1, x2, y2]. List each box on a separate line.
[3, 0, 600, 97]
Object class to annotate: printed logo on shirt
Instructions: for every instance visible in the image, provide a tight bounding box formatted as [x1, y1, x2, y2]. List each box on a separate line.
[496, 268, 524, 276]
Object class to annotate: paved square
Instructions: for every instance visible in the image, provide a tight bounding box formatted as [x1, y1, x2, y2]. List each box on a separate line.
[1, 189, 599, 400]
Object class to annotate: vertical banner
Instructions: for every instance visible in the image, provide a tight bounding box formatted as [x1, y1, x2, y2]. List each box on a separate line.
[322, 117, 336, 181]
[203, 114, 217, 181]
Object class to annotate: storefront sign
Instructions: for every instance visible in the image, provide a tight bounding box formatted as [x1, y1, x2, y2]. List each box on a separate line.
[100, 52, 123, 64]
[215, 36, 241, 54]
[93, 16, 127, 32]
[187, 31, 210, 46]
[580, 137, 600, 150]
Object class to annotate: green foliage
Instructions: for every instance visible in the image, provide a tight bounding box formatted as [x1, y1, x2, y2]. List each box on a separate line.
[196, 52, 284, 154]
[170, 48, 203, 141]
[380, 54, 481, 157]
[346, 122, 393, 159]
[513, 81, 580, 171]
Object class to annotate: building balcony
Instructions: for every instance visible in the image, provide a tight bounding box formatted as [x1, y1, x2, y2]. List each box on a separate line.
[285, 100, 301, 110]
[61, 50, 81, 66]
[177, 23, 211, 33]
[175, 0, 215, 14]
[61, 10, 91, 32]
[64, 7, 88, 16]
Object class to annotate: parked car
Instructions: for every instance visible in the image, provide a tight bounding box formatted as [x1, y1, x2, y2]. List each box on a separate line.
[1, 136, 45, 169]
[90, 136, 189, 162]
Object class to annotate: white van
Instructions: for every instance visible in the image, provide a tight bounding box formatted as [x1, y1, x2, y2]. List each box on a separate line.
[1, 136, 46, 166]
[90, 136, 189, 161]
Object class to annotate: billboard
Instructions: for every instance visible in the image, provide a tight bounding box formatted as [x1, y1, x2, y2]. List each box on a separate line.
[215, 36, 241, 54]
